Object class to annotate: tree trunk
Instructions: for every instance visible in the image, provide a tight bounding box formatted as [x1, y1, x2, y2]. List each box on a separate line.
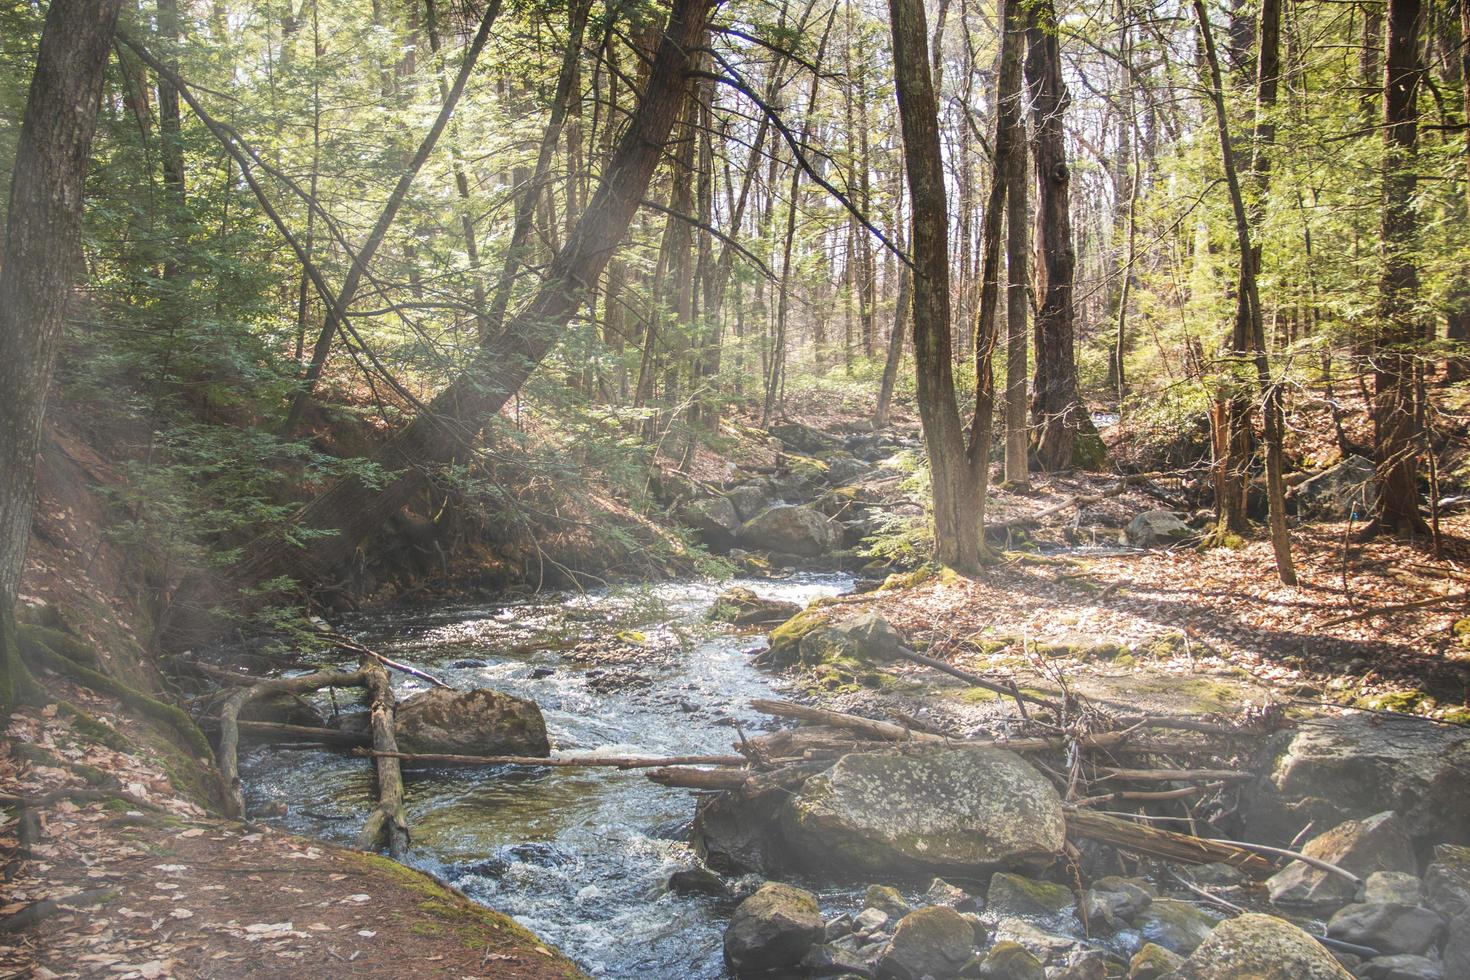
[1025, 0, 1098, 471]
[160, 0, 715, 647]
[0, 0, 124, 712]
[1002, 0, 1030, 488]
[887, 0, 993, 570]
[1372, 0, 1427, 535]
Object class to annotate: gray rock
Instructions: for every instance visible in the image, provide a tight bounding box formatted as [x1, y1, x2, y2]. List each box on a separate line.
[394, 687, 550, 757]
[825, 913, 853, 941]
[741, 504, 836, 556]
[864, 885, 912, 919]
[666, 867, 725, 896]
[782, 746, 1065, 874]
[802, 941, 876, 977]
[1127, 943, 1185, 979]
[991, 917, 1080, 961]
[1131, 899, 1220, 956]
[1294, 454, 1378, 519]
[853, 908, 890, 936]
[1243, 712, 1470, 847]
[708, 586, 801, 627]
[1267, 812, 1417, 909]
[723, 882, 824, 975]
[771, 421, 841, 454]
[1443, 911, 1470, 980]
[1048, 949, 1111, 980]
[974, 940, 1045, 979]
[924, 877, 977, 911]
[1185, 863, 1248, 887]
[681, 496, 742, 548]
[1425, 843, 1470, 921]
[726, 484, 771, 522]
[1079, 876, 1153, 932]
[692, 788, 784, 876]
[986, 873, 1078, 925]
[1123, 510, 1193, 548]
[827, 456, 873, 486]
[1171, 913, 1353, 979]
[876, 906, 975, 980]
[1358, 954, 1444, 980]
[1364, 872, 1424, 906]
[834, 612, 905, 662]
[1326, 902, 1445, 956]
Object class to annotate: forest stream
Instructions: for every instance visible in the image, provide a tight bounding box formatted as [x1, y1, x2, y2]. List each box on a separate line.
[240, 574, 857, 978]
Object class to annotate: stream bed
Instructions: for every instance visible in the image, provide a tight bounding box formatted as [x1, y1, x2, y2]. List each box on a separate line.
[241, 573, 856, 978]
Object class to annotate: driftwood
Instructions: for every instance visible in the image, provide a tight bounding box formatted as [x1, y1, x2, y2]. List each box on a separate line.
[1206, 838, 1363, 887]
[358, 749, 747, 769]
[750, 699, 946, 742]
[1064, 807, 1275, 877]
[645, 767, 749, 790]
[357, 658, 410, 858]
[322, 631, 454, 690]
[1097, 766, 1253, 783]
[216, 669, 369, 817]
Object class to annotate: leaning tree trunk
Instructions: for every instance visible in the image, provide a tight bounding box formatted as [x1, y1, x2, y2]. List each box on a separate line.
[159, 0, 715, 649]
[0, 0, 124, 714]
[1372, 0, 1427, 535]
[1025, 0, 1100, 471]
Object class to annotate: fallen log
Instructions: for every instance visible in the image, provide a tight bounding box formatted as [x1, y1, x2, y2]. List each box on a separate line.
[233, 719, 370, 747]
[217, 669, 369, 818]
[357, 749, 748, 769]
[750, 699, 947, 742]
[1097, 767, 1252, 783]
[357, 658, 410, 858]
[1064, 807, 1275, 877]
[645, 767, 749, 790]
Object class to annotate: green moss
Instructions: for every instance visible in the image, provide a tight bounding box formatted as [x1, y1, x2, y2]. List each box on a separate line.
[1072, 432, 1109, 470]
[1354, 689, 1426, 713]
[1436, 706, 1470, 725]
[949, 686, 1001, 704]
[766, 607, 830, 663]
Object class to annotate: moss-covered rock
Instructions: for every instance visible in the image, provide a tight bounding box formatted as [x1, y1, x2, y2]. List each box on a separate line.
[723, 882, 823, 975]
[1127, 943, 1185, 979]
[708, 586, 801, 628]
[395, 687, 550, 757]
[877, 906, 976, 980]
[1172, 913, 1352, 979]
[1133, 898, 1220, 956]
[985, 873, 1077, 925]
[759, 606, 830, 667]
[975, 940, 1045, 979]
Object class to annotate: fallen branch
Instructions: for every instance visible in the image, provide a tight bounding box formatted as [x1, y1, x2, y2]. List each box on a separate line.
[1097, 767, 1252, 783]
[232, 719, 371, 747]
[322, 632, 453, 690]
[1205, 838, 1362, 887]
[217, 669, 369, 818]
[357, 658, 409, 858]
[888, 646, 1060, 712]
[1318, 589, 1470, 627]
[0, 887, 120, 934]
[1064, 807, 1276, 877]
[645, 767, 749, 790]
[750, 699, 947, 742]
[357, 749, 747, 769]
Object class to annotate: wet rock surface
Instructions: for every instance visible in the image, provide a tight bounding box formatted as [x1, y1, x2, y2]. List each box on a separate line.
[394, 686, 550, 756]
[1170, 913, 1354, 979]
[724, 882, 825, 975]
[1267, 811, 1417, 909]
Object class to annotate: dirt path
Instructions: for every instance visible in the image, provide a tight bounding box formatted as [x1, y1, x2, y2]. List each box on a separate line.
[2, 695, 585, 979]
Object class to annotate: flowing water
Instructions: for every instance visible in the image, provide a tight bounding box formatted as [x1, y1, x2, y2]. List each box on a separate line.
[241, 573, 855, 978]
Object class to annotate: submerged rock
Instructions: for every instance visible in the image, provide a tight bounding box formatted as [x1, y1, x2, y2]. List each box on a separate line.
[708, 586, 801, 628]
[1243, 712, 1470, 846]
[723, 882, 823, 976]
[781, 745, 1065, 874]
[692, 789, 785, 876]
[876, 906, 975, 980]
[1170, 913, 1353, 979]
[741, 504, 836, 557]
[1326, 902, 1446, 956]
[985, 873, 1077, 926]
[1266, 812, 1417, 909]
[1132, 899, 1220, 956]
[395, 687, 549, 757]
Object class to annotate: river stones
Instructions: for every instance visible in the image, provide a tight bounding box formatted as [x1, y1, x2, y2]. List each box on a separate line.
[770, 421, 841, 455]
[985, 873, 1077, 927]
[1242, 712, 1470, 846]
[723, 882, 824, 975]
[876, 906, 975, 980]
[725, 484, 771, 522]
[741, 504, 836, 556]
[1131, 898, 1220, 956]
[1266, 811, 1417, 909]
[781, 745, 1064, 874]
[1326, 902, 1446, 956]
[394, 687, 550, 757]
[974, 940, 1045, 979]
[692, 789, 785, 876]
[1127, 943, 1185, 979]
[1170, 913, 1353, 979]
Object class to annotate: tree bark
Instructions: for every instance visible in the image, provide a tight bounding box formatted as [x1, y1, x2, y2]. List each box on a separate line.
[1025, 0, 1098, 471]
[1372, 0, 1427, 535]
[0, 0, 124, 713]
[1002, 0, 1030, 488]
[160, 0, 715, 647]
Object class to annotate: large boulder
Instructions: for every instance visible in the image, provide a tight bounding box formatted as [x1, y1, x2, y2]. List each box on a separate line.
[1171, 913, 1354, 979]
[693, 790, 785, 876]
[1294, 454, 1378, 519]
[680, 496, 742, 549]
[1266, 812, 1417, 909]
[395, 687, 549, 757]
[725, 484, 771, 522]
[741, 505, 836, 557]
[782, 746, 1065, 874]
[723, 882, 824, 976]
[797, 612, 906, 667]
[1123, 510, 1193, 548]
[708, 586, 801, 628]
[1242, 713, 1470, 846]
[771, 421, 841, 455]
[826, 455, 872, 486]
[876, 906, 976, 980]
